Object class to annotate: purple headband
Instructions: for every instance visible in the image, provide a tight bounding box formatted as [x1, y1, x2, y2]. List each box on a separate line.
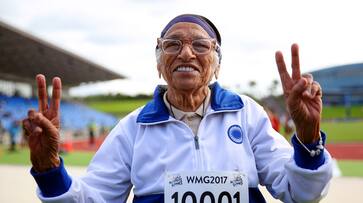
[161, 14, 218, 44]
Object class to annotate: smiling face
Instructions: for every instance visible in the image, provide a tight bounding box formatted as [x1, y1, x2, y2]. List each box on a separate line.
[157, 22, 220, 93]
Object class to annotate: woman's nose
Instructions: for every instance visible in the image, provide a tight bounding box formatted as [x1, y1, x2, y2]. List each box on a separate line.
[177, 44, 196, 61]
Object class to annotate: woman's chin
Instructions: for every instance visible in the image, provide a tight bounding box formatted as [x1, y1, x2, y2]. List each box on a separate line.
[173, 81, 200, 91]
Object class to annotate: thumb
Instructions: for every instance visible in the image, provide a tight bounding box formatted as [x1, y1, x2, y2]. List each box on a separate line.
[290, 78, 308, 101]
[33, 113, 58, 134]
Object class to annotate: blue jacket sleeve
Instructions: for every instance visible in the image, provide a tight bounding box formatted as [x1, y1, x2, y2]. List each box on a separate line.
[292, 131, 327, 170]
[30, 157, 72, 197]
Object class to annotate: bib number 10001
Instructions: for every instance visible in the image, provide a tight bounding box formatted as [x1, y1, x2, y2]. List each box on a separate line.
[171, 191, 241, 203]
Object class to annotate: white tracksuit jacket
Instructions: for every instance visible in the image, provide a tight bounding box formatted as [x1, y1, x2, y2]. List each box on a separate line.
[32, 82, 333, 203]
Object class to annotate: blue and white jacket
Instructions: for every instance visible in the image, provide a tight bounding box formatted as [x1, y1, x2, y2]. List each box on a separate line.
[31, 82, 333, 203]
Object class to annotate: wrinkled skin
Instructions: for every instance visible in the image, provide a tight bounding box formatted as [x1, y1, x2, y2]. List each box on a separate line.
[275, 44, 322, 143]
[157, 22, 220, 112]
[22, 74, 61, 172]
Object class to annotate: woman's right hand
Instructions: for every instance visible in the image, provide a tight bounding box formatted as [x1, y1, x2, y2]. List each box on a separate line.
[22, 74, 62, 173]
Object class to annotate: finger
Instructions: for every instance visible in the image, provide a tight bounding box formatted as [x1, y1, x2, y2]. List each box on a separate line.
[36, 74, 48, 113]
[22, 119, 32, 136]
[27, 125, 43, 150]
[33, 126, 43, 135]
[302, 73, 313, 82]
[275, 51, 292, 92]
[291, 43, 301, 81]
[50, 77, 62, 115]
[33, 112, 58, 133]
[302, 73, 313, 96]
[310, 81, 322, 98]
[28, 109, 36, 121]
[290, 78, 308, 101]
[28, 126, 43, 145]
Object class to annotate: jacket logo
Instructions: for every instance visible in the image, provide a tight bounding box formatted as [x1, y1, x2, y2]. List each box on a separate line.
[227, 125, 243, 144]
[168, 175, 183, 187]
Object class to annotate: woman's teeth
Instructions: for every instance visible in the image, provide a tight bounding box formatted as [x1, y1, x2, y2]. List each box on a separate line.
[176, 66, 195, 72]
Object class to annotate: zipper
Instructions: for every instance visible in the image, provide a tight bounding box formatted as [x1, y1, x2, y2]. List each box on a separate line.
[194, 134, 202, 169]
[194, 117, 204, 169]
[194, 135, 200, 150]
[162, 119, 203, 168]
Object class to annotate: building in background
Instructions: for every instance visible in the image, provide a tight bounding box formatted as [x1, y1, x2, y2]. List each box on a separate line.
[311, 63, 363, 106]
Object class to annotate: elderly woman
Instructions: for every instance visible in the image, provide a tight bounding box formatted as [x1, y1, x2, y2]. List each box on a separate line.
[23, 14, 332, 203]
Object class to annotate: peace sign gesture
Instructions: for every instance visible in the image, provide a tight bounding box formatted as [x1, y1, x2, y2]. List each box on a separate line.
[275, 44, 322, 144]
[22, 74, 62, 172]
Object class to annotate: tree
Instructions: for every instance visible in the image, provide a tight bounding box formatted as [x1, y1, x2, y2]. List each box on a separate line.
[248, 80, 257, 98]
[248, 80, 256, 89]
[268, 79, 279, 96]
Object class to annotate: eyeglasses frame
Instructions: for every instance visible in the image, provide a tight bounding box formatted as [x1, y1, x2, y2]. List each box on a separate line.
[157, 38, 220, 55]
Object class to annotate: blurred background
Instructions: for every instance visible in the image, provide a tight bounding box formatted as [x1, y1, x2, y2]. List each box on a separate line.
[0, 0, 362, 202]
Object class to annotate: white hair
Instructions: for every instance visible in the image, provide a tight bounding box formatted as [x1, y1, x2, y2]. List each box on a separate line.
[155, 48, 162, 64]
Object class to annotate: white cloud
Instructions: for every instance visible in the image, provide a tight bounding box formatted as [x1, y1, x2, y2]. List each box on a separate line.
[1, 0, 362, 97]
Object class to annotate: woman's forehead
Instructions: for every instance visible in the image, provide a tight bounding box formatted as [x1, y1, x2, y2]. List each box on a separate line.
[163, 22, 210, 39]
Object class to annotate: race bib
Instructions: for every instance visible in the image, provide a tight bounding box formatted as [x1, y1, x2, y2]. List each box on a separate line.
[165, 171, 248, 203]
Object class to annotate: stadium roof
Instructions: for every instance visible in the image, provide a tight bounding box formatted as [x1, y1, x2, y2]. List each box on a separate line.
[310, 63, 363, 94]
[0, 20, 125, 87]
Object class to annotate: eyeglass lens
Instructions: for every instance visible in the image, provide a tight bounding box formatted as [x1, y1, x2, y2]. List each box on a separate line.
[162, 39, 212, 54]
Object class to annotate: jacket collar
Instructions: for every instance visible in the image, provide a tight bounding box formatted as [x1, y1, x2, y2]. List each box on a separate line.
[136, 82, 244, 123]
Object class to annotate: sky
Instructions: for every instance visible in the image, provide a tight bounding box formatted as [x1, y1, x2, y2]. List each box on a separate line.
[0, 0, 362, 97]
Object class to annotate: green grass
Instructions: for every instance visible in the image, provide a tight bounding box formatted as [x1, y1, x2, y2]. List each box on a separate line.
[0, 147, 31, 165]
[86, 99, 149, 117]
[61, 151, 95, 166]
[322, 105, 363, 120]
[0, 146, 94, 167]
[337, 160, 363, 177]
[321, 120, 363, 143]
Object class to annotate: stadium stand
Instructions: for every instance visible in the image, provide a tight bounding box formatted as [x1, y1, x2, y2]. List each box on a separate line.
[311, 63, 363, 105]
[0, 94, 118, 131]
[0, 20, 124, 142]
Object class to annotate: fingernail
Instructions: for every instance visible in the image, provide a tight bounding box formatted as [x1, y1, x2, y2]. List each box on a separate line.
[34, 126, 43, 134]
[299, 78, 307, 86]
[36, 74, 45, 79]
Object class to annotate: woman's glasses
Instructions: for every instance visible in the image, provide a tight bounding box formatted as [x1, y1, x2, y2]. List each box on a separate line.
[159, 38, 218, 55]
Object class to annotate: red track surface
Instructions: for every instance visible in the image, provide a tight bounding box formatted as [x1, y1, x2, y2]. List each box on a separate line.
[326, 143, 363, 160]
[63, 137, 363, 160]
[61, 136, 106, 152]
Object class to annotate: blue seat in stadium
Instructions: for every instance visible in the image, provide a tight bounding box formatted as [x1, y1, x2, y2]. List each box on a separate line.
[0, 95, 118, 131]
